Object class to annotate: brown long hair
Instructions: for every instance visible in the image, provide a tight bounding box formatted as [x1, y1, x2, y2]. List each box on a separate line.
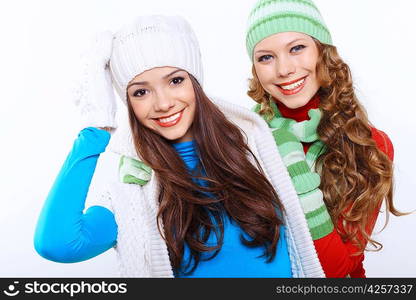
[248, 40, 404, 254]
[127, 74, 284, 274]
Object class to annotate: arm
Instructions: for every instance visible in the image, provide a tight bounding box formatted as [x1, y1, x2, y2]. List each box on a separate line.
[34, 127, 118, 263]
[313, 129, 394, 277]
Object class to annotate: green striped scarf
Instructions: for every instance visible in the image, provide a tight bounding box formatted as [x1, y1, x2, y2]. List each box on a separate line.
[254, 101, 334, 240]
[119, 155, 152, 185]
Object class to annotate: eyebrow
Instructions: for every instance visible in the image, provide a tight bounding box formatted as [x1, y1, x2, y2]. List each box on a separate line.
[127, 69, 184, 89]
[287, 38, 306, 46]
[254, 38, 307, 55]
[255, 50, 271, 54]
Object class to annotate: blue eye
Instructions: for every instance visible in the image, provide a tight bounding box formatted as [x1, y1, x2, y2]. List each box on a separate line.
[171, 76, 184, 85]
[290, 45, 306, 53]
[133, 89, 148, 97]
[258, 54, 273, 62]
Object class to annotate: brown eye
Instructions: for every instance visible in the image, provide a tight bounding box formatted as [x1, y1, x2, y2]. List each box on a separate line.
[171, 77, 184, 85]
[133, 89, 148, 97]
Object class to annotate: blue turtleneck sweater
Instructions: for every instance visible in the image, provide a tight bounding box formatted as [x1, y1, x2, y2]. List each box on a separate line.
[172, 140, 292, 278]
[34, 128, 292, 277]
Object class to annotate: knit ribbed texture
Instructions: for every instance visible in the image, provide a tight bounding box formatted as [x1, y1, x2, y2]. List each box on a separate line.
[246, 0, 332, 60]
[254, 101, 334, 240]
[110, 15, 204, 104]
[98, 98, 325, 277]
[211, 98, 324, 277]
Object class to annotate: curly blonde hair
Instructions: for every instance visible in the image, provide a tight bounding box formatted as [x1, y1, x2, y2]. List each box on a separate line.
[248, 40, 403, 253]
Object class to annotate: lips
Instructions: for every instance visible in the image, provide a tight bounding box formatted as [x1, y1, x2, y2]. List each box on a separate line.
[153, 109, 185, 128]
[275, 76, 307, 96]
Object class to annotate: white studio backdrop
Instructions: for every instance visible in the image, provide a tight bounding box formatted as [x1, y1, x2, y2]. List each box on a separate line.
[0, 0, 415, 277]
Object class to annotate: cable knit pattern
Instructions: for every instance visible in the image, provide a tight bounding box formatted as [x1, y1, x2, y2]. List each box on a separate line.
[86, 98, 324, 277]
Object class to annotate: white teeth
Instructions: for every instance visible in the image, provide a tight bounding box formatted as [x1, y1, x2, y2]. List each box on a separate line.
[158, 111, 181, 123]
[280, 78, 305, 90]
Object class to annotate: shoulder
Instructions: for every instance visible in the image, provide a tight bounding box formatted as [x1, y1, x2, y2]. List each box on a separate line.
[370, 127, 394, 161]
[209, 96, 270, 133]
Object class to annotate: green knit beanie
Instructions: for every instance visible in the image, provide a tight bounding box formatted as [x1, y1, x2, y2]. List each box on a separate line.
[246, 0, 332, 61]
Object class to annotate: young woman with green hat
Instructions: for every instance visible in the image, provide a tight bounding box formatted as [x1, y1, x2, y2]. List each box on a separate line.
[245, 0, 402, 277]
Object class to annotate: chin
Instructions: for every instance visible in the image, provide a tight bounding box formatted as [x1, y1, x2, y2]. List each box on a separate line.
[163, 132, 187, 142]
[278, 99, 307, 109]
[286, 102, 308, 109]
[279, 96, 312, 109]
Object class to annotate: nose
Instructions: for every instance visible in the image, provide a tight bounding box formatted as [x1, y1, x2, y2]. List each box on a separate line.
[276, 55, 296, 78]
[153, 90, 175, 112]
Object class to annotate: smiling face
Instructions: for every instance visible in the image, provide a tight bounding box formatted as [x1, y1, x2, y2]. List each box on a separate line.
[127, 67, 196, 143]
[253, 32, 320, 109]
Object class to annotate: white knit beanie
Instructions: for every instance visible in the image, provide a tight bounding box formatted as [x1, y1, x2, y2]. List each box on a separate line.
[109, 15, 204, 104]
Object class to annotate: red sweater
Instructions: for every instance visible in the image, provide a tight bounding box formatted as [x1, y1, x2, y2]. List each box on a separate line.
[276, 96, 394, 278]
